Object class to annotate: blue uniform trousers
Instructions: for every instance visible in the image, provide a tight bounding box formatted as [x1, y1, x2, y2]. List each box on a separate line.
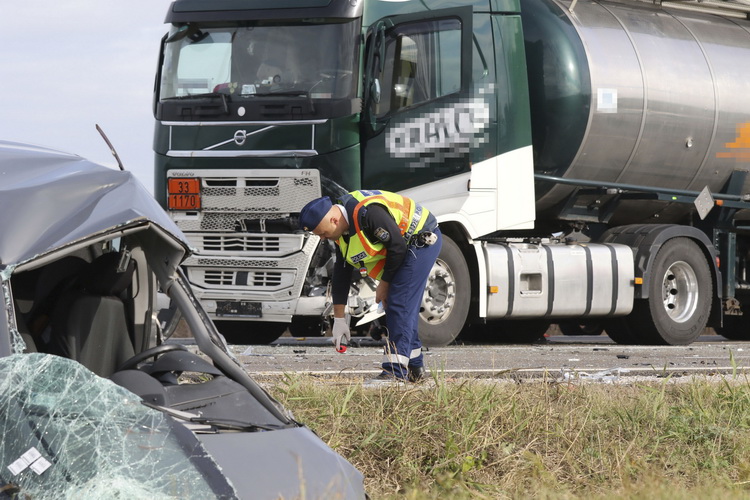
[382, 228, 443, 378]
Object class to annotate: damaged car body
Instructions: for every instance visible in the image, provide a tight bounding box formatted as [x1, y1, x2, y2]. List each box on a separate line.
[0, 141, 365, 499]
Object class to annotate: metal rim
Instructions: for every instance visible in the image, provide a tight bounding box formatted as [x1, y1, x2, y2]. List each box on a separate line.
[661, 260, 699, 323]
[420, 258, 456, 325]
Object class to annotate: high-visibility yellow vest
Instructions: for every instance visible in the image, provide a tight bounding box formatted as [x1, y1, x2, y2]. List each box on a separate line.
[336, 190, 430, 280]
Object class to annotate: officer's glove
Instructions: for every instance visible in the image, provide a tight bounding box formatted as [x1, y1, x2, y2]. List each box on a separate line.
[332, 317, 351, 350]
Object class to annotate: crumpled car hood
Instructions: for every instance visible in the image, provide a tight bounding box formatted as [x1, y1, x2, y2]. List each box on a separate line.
[0, 141, 188, 268]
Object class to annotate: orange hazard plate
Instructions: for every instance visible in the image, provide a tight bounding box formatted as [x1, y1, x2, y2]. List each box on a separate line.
[168, 178, 201, 210]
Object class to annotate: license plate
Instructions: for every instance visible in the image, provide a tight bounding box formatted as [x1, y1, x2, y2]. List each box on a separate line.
[216, 301, 262, 318]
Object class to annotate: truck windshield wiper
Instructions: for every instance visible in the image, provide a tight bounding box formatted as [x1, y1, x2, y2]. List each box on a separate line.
[250, 89, 315, 113]
[162, 92, 230, 114]
[163, 92, 231, 101]
[251, 90, 310, 97]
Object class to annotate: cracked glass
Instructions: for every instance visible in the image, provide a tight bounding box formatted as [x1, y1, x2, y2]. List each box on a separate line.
[4, 278, 28, 355]
[0, 353, 235, 499]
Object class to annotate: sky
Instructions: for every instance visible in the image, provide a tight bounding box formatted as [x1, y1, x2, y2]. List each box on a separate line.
[0, 2, 172, 194]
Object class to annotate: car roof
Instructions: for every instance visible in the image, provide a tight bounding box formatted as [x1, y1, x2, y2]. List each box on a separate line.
[0, 140, 189, 267]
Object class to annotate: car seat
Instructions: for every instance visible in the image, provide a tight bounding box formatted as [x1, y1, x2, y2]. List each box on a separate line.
[49, 252, 136, 377]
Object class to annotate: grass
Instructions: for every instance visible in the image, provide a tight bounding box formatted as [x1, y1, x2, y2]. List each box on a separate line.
[268, 371, 750, 499]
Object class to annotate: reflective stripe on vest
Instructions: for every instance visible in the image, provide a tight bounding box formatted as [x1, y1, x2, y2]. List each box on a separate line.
[336, 190, 430, 280]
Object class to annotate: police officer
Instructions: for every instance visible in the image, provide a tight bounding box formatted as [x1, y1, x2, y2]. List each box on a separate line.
[299, 190, 442, 383]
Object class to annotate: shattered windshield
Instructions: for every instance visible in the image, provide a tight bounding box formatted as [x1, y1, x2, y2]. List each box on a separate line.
[159, 21, 360, 101]
[5, 279, 27, 355]
[0, 354, 235, 499]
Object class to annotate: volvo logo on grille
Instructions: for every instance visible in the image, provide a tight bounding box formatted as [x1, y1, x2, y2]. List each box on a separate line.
[234, 130, 247, 146]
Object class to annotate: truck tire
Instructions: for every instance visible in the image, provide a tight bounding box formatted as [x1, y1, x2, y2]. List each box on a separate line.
[716, 315, 750, 340]
[629, 237, 712, 345]
[214, 320, 288, 345]
[418, 235, 470, 347]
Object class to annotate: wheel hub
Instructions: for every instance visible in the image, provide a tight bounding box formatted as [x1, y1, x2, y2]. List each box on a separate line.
[420, 259, 456, 325]
[661, 260, 699, 323]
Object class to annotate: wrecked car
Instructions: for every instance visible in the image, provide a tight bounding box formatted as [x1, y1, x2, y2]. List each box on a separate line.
[0, 141, 365, 499]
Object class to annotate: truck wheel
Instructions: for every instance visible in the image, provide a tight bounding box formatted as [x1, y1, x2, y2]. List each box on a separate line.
[716, 315, 750, 340]
[630, 237, 712, 345]
[214, 320, 288, 345]
[418, 235, 470, 347]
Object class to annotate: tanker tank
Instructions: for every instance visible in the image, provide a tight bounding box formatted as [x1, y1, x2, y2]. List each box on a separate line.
[522, 0, 750, 225]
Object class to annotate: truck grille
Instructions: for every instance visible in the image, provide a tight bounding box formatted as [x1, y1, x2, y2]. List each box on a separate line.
[190, 268, 295, 292]
[200, 213, 277, 232]
[204, 270, 284, 287]
[203, 235, 280, 252]
[198, 171, 318, 213]
[167, 169, 320, 232]
[168, 168, 321, 302]
[181, 232, 320, 301]
[196, 258, 278, 268]
[186, 233, 304, 257]
[204, 186, 281, 198]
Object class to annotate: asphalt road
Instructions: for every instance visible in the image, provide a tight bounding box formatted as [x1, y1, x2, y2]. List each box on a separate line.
[226, 332, 750, 383]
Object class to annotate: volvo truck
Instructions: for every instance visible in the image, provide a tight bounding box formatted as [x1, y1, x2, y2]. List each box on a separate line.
[153, 0, 750, 346]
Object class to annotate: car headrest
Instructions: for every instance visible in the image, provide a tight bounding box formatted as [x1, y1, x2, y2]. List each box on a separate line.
[81, 252, 135, 296]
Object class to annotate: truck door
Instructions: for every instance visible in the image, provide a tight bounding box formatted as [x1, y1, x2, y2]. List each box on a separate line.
[361, 7, 478, 192]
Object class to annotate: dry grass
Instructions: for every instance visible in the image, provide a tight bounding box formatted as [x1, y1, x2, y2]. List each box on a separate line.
[269, 372, 750, 499]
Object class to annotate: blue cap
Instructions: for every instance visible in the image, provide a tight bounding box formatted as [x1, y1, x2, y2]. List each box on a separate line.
[299, 196, 332, 231]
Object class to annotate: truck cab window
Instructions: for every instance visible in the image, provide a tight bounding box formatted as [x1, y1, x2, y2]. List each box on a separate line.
[161, 32, 232, 97]
[376, 18, 461, 118]
[158, 22, 359, 104]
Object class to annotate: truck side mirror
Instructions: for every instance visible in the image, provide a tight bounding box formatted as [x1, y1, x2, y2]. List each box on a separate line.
[363, 21, 389, 133]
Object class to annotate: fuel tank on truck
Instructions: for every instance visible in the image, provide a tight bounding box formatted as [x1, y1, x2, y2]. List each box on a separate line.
[522, 0, 750, 225]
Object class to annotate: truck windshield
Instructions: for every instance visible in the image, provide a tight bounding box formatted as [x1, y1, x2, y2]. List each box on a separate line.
[159, 21, 359, 102]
